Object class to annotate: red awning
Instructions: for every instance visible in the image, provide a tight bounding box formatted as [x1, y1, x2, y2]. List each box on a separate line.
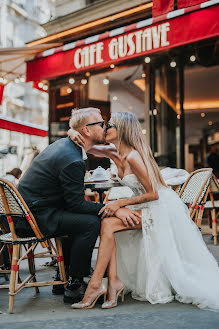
[0, 116, 48, 137]
[26, 2, 219, 82]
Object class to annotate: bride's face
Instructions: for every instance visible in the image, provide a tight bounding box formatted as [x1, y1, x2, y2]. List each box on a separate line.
[105, 121, 118, 143]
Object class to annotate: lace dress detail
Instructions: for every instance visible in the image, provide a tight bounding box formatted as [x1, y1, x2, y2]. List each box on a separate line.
[114, 174, 219, 310]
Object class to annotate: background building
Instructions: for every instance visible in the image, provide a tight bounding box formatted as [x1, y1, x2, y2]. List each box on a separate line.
[0, 0, 55, 175]
[0, 0, 218, 174]
[26, 0, 219, 172]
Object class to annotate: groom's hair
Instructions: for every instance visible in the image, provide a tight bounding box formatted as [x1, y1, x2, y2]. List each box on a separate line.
[69, 107, 101, 130]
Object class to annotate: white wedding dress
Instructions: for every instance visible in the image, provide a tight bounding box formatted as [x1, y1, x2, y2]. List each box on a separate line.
[114, 174, 219, 310]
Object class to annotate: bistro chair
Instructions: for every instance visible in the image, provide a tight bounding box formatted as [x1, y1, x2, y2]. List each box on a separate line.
[0, 178, 67, 314]
[178, 168, 213, 227]
[204, 175, 219, 245]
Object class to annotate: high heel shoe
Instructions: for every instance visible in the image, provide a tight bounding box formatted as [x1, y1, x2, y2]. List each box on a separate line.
[101, 284, 125, 309]
[71, 285, 107, 309]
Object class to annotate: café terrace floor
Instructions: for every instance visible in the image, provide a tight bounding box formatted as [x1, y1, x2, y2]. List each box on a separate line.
[1, 231, 219, 329]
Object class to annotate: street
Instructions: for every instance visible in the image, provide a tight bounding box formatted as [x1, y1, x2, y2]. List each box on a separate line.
[1, 235, 219, 329]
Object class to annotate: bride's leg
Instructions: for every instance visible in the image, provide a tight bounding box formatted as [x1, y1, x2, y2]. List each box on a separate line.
[79, 216, 119, 303]
[107, 212, 142, 302]
[80, 214, 142, 304]
[107, 239, 124, 301]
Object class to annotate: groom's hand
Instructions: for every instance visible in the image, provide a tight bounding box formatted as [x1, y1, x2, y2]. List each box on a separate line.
[99, 200, 121, 218]
[115, 208, 141, 227]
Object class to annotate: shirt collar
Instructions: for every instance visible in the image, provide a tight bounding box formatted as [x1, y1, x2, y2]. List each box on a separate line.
[81, 147, 88, 160]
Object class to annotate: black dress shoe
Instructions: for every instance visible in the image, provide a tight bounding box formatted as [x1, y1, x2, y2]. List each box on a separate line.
[52, 284, 65, 295]
[52, 266, 67, 295]
[63, 277, 87, 304]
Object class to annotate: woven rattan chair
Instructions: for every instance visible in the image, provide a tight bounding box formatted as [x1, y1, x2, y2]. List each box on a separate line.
[204, 175, 219, 245]
[179, 168, 213, 228]
[0, 178, 67, 313]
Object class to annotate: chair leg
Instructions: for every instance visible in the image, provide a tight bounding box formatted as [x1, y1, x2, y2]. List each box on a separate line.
[8, 244, 20, 314]
[55, 238, 67, 288]
[211, 208, 217, 246]
[27, 244, 39, 294]
[197, 208, 204, 229]
[207, 209, 212, 228]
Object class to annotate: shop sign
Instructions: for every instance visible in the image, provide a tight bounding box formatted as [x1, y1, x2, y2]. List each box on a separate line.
[74, 22, 170, 69]
[26, 4, 219, 82]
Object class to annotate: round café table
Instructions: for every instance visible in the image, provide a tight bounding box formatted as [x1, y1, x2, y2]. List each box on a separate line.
[84, 179, 121, 203]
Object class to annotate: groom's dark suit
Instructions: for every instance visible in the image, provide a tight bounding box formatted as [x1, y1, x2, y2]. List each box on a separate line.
[17, 137, 104, 278]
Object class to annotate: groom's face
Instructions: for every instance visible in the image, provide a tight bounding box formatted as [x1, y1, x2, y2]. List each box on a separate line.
[85, 112, 106, 145]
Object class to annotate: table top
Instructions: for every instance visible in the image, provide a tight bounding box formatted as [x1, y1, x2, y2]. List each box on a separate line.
[84, 179, 121, 190]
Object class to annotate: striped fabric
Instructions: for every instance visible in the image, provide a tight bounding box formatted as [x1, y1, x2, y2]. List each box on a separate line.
[34, 0, 218, 60]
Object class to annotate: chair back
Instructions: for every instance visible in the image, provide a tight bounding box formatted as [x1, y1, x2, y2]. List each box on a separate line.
[179, 168, 213, 211]
[0, 179, 47, 247]
[210, 174, 219, 193]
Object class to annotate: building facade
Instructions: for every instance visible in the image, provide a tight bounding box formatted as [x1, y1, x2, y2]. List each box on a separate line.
[25, 0, 219, 171]
[0, 0, 55, 175]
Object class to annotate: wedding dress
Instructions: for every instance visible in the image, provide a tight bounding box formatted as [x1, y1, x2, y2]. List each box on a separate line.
[114, 174, 219, 310]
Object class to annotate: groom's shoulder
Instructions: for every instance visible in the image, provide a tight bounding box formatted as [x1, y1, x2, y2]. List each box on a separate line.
[39, 137, 83, 166]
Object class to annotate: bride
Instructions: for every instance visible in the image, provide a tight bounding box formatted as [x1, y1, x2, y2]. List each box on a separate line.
[69, 111, 219, 310]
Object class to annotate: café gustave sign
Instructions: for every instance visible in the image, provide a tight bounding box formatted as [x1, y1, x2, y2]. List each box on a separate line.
[74, 22, 170, 69]
[26, 4, 219, 82]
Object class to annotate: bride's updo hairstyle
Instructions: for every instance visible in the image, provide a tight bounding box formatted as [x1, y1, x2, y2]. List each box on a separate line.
[111, 112, 167, 191]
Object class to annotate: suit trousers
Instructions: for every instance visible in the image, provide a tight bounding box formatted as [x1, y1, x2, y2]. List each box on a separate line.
[1, 209, 101, 278]
[57, 210, 101, 277]
[31, 208, 101, 278]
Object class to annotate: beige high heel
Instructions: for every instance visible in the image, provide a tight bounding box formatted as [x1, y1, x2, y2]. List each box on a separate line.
[101, 284, 125, 309]
[71, 285, 107, 309]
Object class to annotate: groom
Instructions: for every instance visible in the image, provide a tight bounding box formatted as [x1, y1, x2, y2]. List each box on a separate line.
[17, 107, 140, 304]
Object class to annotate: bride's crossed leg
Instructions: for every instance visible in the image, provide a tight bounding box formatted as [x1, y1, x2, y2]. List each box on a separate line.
[80, 211, 142, 305]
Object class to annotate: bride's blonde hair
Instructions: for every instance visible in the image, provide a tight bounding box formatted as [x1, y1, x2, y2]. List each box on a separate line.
[111, 112, 167, 191]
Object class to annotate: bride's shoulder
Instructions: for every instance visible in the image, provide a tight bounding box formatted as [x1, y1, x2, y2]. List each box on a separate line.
[127, 150, 143, 166]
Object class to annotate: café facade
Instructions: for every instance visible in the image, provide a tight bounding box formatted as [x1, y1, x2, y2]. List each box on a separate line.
[26, 0, 219, 169]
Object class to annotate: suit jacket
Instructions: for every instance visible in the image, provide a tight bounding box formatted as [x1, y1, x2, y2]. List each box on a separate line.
[17, 137, 104, 235]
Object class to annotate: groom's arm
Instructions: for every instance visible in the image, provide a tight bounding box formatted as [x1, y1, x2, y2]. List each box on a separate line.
[59, 161, 104, 215]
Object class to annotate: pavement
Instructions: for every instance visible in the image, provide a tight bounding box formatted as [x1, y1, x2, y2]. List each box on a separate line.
[1, 234, 219, 329]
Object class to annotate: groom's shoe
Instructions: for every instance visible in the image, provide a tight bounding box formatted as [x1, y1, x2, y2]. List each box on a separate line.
[52, 266, 69, 295]
[63, 277, 87, 304]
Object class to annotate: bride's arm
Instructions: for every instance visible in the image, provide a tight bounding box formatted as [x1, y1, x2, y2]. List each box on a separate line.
[68, 128, 120, 161]
[99, 150, 158, 217]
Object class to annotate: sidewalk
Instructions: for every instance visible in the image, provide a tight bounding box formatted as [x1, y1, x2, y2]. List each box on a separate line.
[1, 235, 219, 329]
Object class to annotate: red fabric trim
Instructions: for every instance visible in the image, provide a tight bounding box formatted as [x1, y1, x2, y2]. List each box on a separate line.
[0, 83, 5, 105]
[57, 256, 64, 262]
[212, 219, 217, 223]
[124, 23, 138, 33]
[178, 0, 204, 10]
[152, 0, 174, 17]
[99, 32, 110, 40]
[7, 216, 13, 223]
[0, 119, 48, 137]
[26, 215, 31, 221]
[184, 4, 201, 13]
[195, 205, 199, 210]
[200, 204, 205, 210]
[153, 14, 167, 23]
[11, 265, 19, 271]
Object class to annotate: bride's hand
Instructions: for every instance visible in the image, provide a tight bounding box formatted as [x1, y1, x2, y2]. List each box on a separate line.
[68, 129, 85, 147]
[99, 200, 122, 218]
